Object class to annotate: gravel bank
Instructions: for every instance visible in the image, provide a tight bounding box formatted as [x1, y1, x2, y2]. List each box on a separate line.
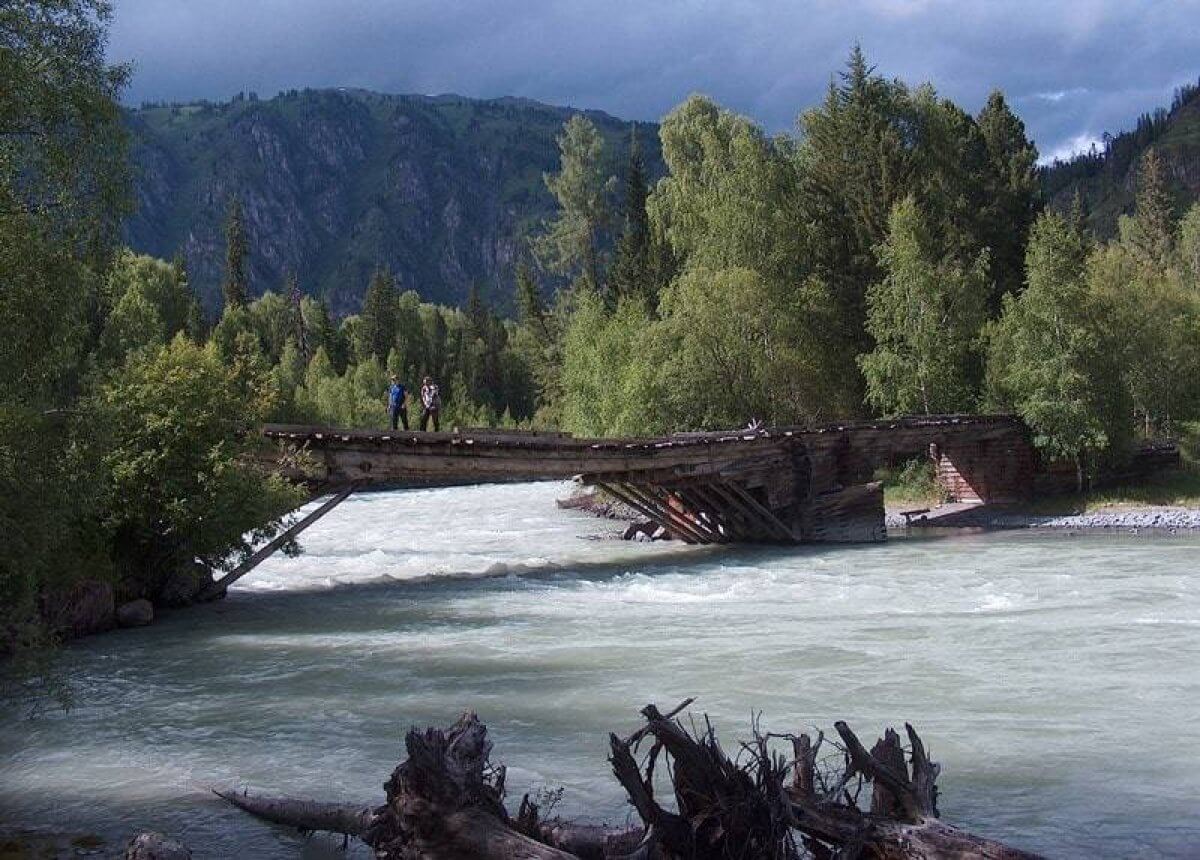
[886, 505, 1200, 531]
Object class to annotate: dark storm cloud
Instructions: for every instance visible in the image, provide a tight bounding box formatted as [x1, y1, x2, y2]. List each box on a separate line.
[108, 0, 1200, 162]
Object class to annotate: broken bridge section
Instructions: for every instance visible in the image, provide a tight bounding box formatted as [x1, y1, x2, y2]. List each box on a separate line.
[262, 414, 1034, 548]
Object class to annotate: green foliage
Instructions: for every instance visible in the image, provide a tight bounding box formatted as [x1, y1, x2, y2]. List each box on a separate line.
[0, 0, 131, 258]
[222, 196, 249, 309]
[797, 49, 1025, 350]
[97, 251, 199, 364]
[609, 128, 654, 301]
[559, 290, 660, 435]
[860, 196, 989, 415]
[876, 457, 941, 506]
[976, 90, 1041, 305]
[536, 115, 616, 289]
[358, 267, 400, 361]
[1119, 149, 1175, 270]
[987, 212, 1129, 475]
[89, 335, 303, 592]
[652, 267, 842, 428]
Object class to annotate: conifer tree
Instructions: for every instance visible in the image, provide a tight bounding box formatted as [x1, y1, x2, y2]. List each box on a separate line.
[1122, 148, 1175, 269]
[285, 271, 308, 361]
[172, 252, 207, 341]
[359, 267, 399, 361]
[610, 128, 651, 301]
[222, 196, 250, 309]
[537, 115, 615, 290]
[977, 90, 1040, 305]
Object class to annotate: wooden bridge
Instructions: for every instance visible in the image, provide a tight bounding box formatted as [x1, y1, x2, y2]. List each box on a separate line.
[257, 413, 1035, 547]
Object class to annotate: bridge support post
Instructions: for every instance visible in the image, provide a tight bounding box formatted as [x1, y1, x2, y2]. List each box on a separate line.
[200, 484, 359, 599]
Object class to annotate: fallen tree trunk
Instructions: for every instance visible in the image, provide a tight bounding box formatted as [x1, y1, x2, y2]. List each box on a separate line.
[211, 788, 376, 838]
[216, 703, 1044, 860]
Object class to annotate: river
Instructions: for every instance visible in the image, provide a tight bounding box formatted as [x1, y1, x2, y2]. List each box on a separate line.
[2, 482, 1198, 858]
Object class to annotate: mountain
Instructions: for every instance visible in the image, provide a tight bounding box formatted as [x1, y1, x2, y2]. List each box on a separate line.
[124, 89, 662, 315]
[1040, 79, 1200, 235]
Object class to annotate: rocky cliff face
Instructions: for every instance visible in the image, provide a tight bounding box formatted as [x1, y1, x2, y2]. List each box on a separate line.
[124, 90, 661, 314]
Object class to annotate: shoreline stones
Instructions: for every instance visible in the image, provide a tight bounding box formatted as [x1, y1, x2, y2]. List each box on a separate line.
[886, 505, 1200, 532]
[116, 599, 155, 628]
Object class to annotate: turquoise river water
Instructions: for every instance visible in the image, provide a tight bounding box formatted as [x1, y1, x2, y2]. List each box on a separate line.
[2, 481, 1198, 858]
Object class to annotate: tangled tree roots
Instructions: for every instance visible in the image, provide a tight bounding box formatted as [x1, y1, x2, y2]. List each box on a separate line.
[216, 702, 1044, 859]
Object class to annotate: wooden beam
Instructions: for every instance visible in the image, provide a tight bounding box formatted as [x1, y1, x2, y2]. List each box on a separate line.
[674, 486, 731, 543]
[201, 484, 359, 599]
[707, 483, 776, 541]
[719, 482, 795, 542]
[622, 483, 715, 545]
[688, 484, 754, 541]
[639, 484, 723, 545]
[594, 481, 689, 544]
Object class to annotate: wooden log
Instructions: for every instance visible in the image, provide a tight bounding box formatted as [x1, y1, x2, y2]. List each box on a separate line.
[641, 484, 724, 544]
[200, 483, 358, 599]
[718, 482, 795, 542]
[618, 483, 713, 545]
[594, 482, 689, 544]
[212, 789, 376, 837]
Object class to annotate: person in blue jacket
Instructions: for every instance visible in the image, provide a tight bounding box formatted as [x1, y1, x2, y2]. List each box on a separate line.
[387, 373, 409, 430]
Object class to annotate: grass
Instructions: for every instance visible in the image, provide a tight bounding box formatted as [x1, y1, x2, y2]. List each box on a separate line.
[1029, 464, 1200, 515]
[1031, 424, 1200, 513]
[876, 458, 944, 509]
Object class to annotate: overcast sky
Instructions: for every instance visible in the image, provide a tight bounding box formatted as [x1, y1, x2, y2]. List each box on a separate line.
[108, 0, 1200, 163]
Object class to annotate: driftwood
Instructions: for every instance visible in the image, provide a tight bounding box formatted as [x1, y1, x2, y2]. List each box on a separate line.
[216, 703, 1044, 860]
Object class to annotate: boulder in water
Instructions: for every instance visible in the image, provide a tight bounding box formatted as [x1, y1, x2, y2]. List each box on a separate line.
[158, 562, 213, 607]
[117, 599, 154, 628]
[124, 832, 192, 860]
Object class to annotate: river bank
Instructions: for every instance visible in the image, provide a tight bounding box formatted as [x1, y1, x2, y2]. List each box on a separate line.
[885, 503, 1200, 531]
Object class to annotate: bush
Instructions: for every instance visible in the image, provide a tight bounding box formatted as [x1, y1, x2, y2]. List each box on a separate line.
[88, 335, 303, 599]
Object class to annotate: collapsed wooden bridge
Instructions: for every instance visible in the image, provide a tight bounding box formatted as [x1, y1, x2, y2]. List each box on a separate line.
[259, 414, 1035, 548]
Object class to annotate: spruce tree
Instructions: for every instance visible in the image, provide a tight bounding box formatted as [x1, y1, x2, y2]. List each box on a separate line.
[359, 267, 399, 361]
[610, 128, 651, 301]
[286, 271, 308, 361]
[222, 196, 249, 309]
[536, 115, 615, 289]
[515, 260, 545, 330]
[1122, 148, 1174, 269]
[977, 90, 1041, 306]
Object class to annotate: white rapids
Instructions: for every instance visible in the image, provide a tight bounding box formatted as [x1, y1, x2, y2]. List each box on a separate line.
[2, 481, 1198, 858]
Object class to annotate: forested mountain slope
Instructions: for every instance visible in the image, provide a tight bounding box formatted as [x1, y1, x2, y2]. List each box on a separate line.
[124, 90, 661, 313]
[1041, 80, 1200, 235]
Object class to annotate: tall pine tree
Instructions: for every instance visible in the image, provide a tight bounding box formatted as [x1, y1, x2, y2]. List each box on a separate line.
[977, 90, 1041, 307]
[1121, 148, 1175, 269]
[359, 267, 398, 361]
[222, 196, 249, 310]
[285, 270, 308, 361]
[536, 115, 615, 290]
[610, 127, 651, 301]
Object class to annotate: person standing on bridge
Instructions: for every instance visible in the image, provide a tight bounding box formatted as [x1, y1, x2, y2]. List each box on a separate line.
[420, 375, 441, 432]
[387, 373, 409, 431]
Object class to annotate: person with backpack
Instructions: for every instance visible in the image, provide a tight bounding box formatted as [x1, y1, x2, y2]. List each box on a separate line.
[419, 376, 442, 432]
[387, 373, 409, 431]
